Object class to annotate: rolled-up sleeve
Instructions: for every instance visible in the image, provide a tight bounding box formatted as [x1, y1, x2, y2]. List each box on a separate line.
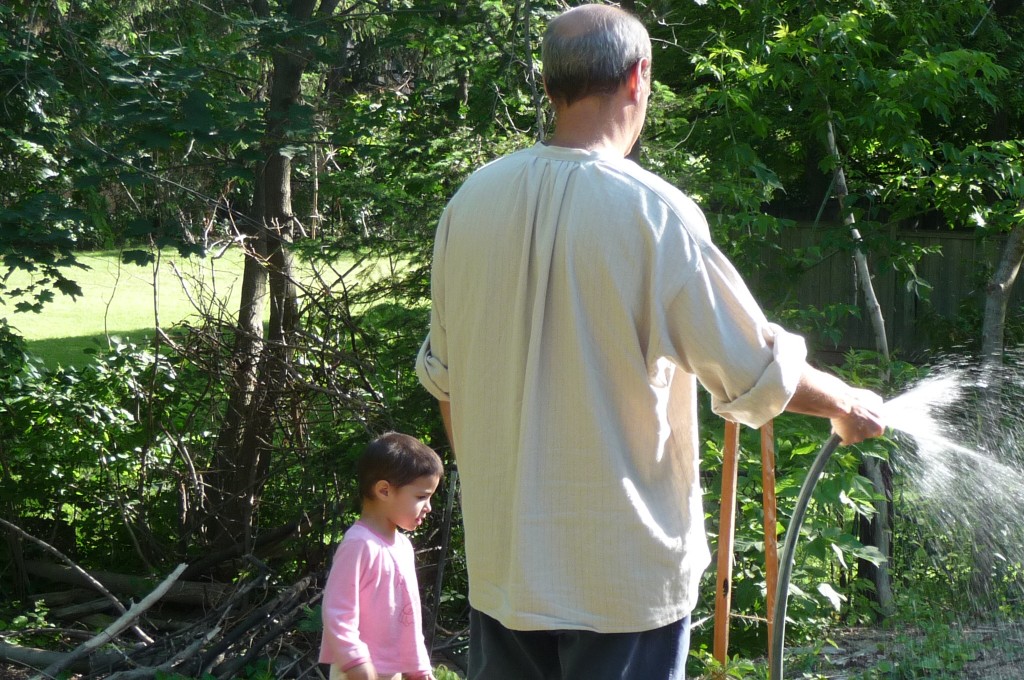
[416, 209, 452, 402]
[710, 323, 805, 428]
[416, 332, 450, 401]
[654, 209, 808, 429]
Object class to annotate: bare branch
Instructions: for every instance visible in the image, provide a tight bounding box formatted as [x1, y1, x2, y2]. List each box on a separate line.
[32, 563, 187, 680]
[0, 518, 152, 645]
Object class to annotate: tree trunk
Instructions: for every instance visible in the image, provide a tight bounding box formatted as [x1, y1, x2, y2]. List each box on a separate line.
[207, 236, 268, 549]
[519, 0, 546, 140]
[825, 115, 896, 618]
[205, 0, 324, 554]
[981, 217, 1024, 367]
[971, 212, 1024, 600]
[22, 560, 228, 606]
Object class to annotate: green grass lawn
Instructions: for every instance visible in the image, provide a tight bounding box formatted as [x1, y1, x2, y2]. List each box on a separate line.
[1, 248, 248, 368]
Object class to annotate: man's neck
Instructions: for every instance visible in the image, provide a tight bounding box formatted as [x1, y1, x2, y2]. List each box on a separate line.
[545, 130, 626, 155]
[545, 97, 640, 157]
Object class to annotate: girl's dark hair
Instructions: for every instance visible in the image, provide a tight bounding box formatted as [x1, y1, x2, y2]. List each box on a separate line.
[357, 432, 443, 503]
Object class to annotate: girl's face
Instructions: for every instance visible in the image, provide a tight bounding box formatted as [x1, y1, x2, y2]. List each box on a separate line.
[385, 474, 440, 532]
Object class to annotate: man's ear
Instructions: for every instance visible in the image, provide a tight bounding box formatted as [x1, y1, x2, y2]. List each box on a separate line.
[628, 57, 651, 103]
[542, 77, 563, 110]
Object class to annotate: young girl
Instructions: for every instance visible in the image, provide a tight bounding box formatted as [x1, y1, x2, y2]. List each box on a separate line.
[320, 432, 443, 680]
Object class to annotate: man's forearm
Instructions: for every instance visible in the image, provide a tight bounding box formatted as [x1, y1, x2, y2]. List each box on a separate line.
[439, 400, 454, 453]
[785, 367, 856, 419]
[785, 366, 886, 445]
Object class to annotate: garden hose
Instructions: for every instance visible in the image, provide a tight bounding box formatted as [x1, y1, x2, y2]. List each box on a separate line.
[769, 432, 844, 680]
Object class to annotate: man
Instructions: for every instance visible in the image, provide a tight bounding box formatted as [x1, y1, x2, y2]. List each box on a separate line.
[416, 4, 885, 679]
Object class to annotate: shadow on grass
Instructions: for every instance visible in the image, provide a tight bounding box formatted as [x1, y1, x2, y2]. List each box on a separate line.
[28, 329, 163, 370]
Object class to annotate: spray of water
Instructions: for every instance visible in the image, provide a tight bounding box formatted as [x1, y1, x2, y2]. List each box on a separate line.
[878, 353, 1024, 675]
[887, 366, 1024, 509]
[887, 358, 1024, 542]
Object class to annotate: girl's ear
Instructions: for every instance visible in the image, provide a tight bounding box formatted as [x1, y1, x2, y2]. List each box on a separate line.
[372, 479, 391, 501]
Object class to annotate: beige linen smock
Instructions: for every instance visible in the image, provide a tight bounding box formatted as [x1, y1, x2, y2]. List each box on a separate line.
[416, 143, 807, 633]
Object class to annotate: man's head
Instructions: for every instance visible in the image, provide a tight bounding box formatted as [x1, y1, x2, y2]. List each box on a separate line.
[542, 4, 652, 108]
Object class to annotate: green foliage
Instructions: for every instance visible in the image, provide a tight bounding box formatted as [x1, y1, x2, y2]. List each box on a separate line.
[689, 646, 768, 679]
[0, 598, 72, 656]
[775, 302, 863, 348]
[687, 350, 921, 674]
[917, 294, 1024, 356]
[0, 5, 88, 310]
[642, 0, 1023, 342]
[0, 339, 218, 570]
[831, 349, 924, 395]
[853, 620, 980, 679]
[432, 666, 463, 680]
[691, 400, 895, 664]
[5, 0, 1024, 674]
[0, 317, 28, 377]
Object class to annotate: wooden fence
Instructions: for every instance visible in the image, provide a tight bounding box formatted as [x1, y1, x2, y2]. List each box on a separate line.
[745, 225, 1024, 361]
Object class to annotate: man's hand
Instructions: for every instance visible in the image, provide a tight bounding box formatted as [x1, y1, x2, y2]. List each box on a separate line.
[787, 368, 886, 445]
[830, 387, 885, 445]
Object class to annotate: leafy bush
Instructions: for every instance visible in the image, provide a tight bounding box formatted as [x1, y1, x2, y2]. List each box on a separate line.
[1, 339, 217, 571]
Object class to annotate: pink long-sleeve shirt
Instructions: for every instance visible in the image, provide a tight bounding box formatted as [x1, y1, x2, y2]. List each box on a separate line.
[319, 521, 432, 677]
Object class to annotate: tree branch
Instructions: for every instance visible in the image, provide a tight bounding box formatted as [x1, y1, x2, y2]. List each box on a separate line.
[32, 563, 187, 680]
[0, 518, 152, 644]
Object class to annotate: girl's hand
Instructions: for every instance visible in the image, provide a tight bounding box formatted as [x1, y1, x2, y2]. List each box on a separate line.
[344, 663, 377, 680]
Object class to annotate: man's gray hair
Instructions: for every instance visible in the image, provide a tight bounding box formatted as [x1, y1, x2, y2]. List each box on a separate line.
[541, 4, 651, 106]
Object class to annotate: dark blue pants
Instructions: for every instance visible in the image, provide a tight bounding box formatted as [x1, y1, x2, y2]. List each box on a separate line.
[467, 609, 691, 680]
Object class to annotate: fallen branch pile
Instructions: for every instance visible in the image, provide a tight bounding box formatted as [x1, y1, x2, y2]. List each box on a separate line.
[0, 515, 328, 678]
[1, 557, 323, 679]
